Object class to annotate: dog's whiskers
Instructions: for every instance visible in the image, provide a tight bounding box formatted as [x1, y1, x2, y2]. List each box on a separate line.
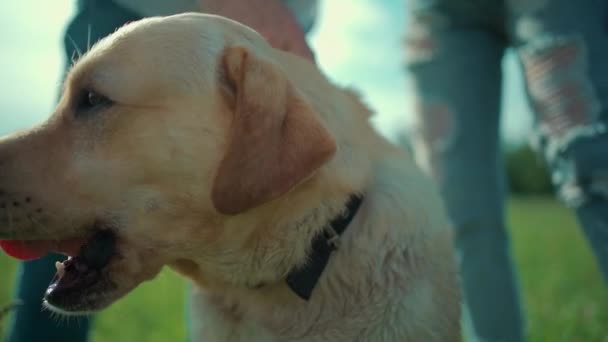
[29, 217, 44, 230]
[27, 214, 50, 240]
[66, 33, 83, 64]
[42, 304, 69, 326]
[5, 207, 14, 236]
[2, 208, 16, 239]
[70, 49, 79, 67]
[87, 24, 93, 53]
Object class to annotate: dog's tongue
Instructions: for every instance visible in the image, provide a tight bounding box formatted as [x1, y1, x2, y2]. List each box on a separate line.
[0, 239, 84, 261]
[0, 240, 52, 260]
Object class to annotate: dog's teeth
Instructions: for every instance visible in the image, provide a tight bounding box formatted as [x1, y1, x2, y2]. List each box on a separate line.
[55, 261, 66, 278]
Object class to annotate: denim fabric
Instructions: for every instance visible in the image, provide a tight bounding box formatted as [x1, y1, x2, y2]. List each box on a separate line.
[405, 0, 608, 341]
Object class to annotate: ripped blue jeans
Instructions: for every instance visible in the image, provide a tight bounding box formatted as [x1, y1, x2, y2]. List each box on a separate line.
[404, 0, 608, 341]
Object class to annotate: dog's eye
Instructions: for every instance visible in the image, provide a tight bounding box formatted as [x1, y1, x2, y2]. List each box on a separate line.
[87, 91, 107, 107]
[76, 90, 113, 114]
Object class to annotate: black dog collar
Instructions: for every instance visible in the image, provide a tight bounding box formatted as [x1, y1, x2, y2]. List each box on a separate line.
[285, 195, 363, 300]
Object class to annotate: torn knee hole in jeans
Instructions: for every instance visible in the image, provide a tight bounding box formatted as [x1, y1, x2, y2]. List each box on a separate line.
[519, 37, 600, 140]
[403, 12, 448, 64]
[550, 130, 608, 207]
[404, 31, 437, 64]
[414, 101, 454, 151]
[557, 169, 608, 207]
[412, 101, 455, 179]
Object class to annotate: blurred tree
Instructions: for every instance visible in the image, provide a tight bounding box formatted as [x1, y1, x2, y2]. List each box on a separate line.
[505, 144, 553, 195]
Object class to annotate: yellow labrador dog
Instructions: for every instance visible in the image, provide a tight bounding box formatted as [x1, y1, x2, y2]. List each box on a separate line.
[0, 13, 460, 341]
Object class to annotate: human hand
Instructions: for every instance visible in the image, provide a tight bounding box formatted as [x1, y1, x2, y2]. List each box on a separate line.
[200, 0, 315, 62]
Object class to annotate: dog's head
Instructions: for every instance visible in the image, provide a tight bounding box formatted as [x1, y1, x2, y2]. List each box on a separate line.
[0, 14, 336, 314]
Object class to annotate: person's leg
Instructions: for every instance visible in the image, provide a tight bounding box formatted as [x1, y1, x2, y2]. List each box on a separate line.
[5, 2, 140, 342]
[404, 2, 525, 341]
[509, 0, 608, 280]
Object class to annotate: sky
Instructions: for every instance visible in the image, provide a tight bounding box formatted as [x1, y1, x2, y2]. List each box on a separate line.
[0, 0, 534, 143]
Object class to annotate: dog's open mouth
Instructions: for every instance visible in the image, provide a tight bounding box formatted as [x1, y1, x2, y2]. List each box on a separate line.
[0, 229, 118, 313]
[44, 229, 117, 312]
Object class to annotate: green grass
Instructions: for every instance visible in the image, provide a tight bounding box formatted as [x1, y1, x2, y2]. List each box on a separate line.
[508, 197, 608, 341]
[1, 196, 607, 341]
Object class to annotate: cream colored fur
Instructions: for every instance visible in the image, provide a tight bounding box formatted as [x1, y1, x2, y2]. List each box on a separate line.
[0, 13, 460, 341]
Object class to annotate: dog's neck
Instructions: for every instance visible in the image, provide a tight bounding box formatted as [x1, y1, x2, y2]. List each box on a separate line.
[239, 191, 364, 291]
[175, 89, 379, 290]
[192, 189, 361, 289]
[284, 193, 363, 300]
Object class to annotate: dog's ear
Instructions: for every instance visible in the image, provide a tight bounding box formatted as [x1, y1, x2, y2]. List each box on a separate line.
[212, 47, 336, 215]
